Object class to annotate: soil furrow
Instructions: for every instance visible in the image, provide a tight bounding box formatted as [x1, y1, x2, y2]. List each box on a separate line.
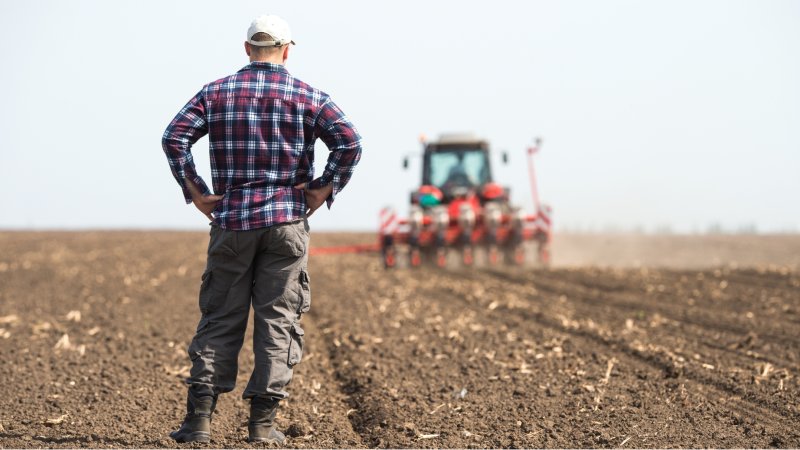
[477, 268, 800, 373]
[431, 268, 800, 427]
[486, 268, 799, 346]
[410, 267, 799, 446]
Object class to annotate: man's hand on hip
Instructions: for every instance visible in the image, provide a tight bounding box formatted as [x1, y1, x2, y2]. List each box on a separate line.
[186, 179, 223, 221]
[294, 182, 333, 217]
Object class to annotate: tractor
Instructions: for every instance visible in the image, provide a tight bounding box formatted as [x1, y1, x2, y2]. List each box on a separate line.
[379, 133, 552, 268]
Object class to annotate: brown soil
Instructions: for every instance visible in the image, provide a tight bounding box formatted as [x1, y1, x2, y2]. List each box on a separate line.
[0, 231, 798, 448]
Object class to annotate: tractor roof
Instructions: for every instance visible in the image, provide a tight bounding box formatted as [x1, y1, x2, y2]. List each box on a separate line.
[431, 133, 488, 147]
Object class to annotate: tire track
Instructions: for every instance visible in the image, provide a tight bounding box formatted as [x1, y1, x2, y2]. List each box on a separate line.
[287, 312, 366, 448]
[407, 267, 798, 446]
[511, 268, 800, 372]
[429, 267, 800, 434]
[486, 268, 799, 346]
[487, 267, 800, 373]
[310, 257, 649, 447]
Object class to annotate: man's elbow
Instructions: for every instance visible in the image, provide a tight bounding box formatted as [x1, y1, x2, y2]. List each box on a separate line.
[161, 129, 172, 151]
[350, 143, 363, 165]
[162, 131, 182, 155]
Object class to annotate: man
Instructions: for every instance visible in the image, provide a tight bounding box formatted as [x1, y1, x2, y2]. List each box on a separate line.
[161, 14, 362, 444]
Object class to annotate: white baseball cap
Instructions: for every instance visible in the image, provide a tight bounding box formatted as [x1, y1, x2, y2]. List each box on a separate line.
[247, 15, 295, 47]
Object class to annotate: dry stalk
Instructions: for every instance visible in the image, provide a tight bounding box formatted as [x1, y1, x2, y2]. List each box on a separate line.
[602, 358, 617, 384]
[428, 403, 446, 415]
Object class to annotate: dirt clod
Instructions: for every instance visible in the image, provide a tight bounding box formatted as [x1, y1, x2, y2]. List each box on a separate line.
[285, 422, 308, 438]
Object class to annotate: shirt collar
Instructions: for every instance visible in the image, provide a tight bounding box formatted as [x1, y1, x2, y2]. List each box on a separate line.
[240, 62, 288, 74]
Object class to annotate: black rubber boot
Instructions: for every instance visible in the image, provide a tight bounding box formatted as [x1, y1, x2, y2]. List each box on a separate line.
[169, 390, 217, 443]
[248, 397, 285, 444]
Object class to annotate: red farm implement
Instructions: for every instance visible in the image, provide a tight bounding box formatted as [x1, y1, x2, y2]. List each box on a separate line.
[378, 134, 552, 268]
[309, 133, 551, 268]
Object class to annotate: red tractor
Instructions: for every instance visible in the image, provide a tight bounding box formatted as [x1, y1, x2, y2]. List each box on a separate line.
[380, 133, 552, 268]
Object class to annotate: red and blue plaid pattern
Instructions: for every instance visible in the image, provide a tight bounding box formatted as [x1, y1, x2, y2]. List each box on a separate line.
[163, 62, 362, 230]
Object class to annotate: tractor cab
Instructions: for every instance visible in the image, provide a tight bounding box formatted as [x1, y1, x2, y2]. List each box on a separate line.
[410, 134, 507, 206]
[425, 145, 490, 200]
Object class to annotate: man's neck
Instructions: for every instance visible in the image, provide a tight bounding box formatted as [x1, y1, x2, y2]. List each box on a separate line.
[250, 56, 284, 65]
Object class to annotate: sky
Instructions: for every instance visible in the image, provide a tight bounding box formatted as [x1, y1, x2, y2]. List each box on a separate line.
[1, 0, 798, 232]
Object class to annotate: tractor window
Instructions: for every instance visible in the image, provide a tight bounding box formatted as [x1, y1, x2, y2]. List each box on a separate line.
[429, 150, 489, 188]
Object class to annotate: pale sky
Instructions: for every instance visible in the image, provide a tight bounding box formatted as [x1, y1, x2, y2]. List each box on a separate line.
[1, 0, 798, 232]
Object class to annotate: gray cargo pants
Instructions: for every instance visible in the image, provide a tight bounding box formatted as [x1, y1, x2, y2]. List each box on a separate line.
[186, 219, 310, 401]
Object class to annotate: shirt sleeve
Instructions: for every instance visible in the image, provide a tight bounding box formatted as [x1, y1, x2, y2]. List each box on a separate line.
[161, 89, 211, 204]
[307, 97, 363, 208]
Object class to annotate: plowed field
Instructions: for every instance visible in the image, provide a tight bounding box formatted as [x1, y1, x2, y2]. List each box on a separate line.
[1, 232, 799, 448]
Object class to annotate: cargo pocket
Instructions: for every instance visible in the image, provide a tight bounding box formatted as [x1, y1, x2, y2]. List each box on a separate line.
[287, 322, 305, 366]
[298, 270, 311, 314]
[198, 269, 214, 313]
[198, 269, 228, 314]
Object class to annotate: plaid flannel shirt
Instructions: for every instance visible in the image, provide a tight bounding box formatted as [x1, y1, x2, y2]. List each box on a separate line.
[162, 62, 362, 230]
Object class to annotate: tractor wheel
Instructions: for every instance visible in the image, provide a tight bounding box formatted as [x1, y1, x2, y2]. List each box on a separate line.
[537, 241, 551, 266]
[506, 228, 525, 266]
[463, 246, 474, 266]
[436, 248, 447, 268]
[513, 245, 526, 265]
[410, 248, 422, 267]
[488, 246, 500, 266]
[383, 246, 396, 269]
